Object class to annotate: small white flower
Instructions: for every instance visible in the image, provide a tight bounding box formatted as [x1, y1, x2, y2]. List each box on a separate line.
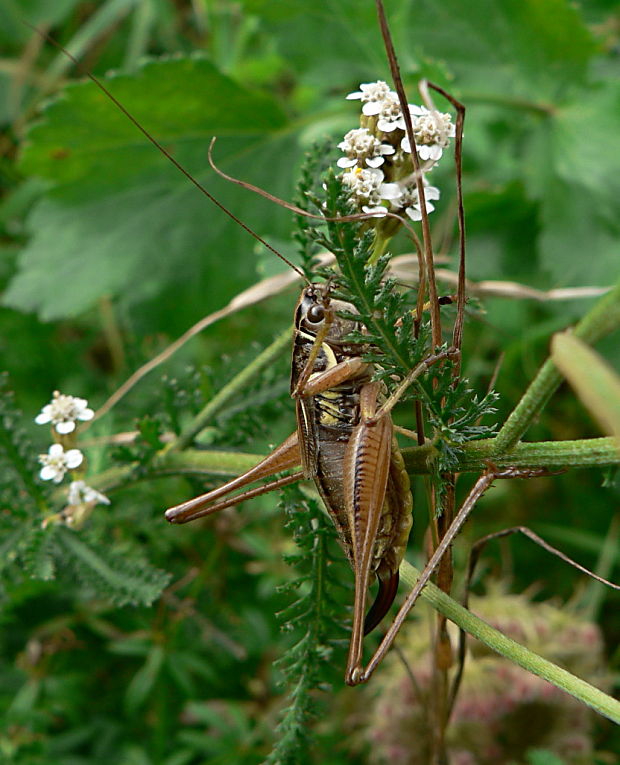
[39, 444, 84, 484]
[391, 181, 441, 221]
[67, 480, 110, 507]
[346, 80, 394, 116]
[341, 167, 402, 216]
[376, 93, 404, 132]
[337, 128, 395, 169]
[35, 391, 94, 434]
[400, 106, 455, 161]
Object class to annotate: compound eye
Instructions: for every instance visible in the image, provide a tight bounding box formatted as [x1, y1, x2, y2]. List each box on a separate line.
[306, 304, 325, 324]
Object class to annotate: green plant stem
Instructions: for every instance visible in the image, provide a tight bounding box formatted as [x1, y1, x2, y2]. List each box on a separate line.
[493, 281, 620, 454]
[82, 435, 619, 499]
[437, 436, 619, 472]
[166, 327, 291, 452]
[79, 436, 619, 507]
[131, 435, 618, 487]
[399, 559, 620, 723]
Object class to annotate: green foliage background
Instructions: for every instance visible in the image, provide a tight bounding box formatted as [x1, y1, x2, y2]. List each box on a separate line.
[0, 0, 618, 762]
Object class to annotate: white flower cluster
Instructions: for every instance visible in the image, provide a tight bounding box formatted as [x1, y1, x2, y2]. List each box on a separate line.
[39, 443, 84, 484]
[35, 392, 109, 520]
[339, 80, 455, 221]
[35, 390, 94, 434]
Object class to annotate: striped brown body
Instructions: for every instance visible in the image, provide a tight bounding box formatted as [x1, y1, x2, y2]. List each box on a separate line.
[292, 284, 413, 634]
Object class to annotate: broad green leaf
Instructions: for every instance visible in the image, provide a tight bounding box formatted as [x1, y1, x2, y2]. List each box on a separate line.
[240, 0, 409, 84]
[550, 82, 620, 201]
[411, 0, 595, 97]
[551, 332, 620, 442]
[521, 82, 620, 288]
[20, 57, 286, 186]
[5, 57, 294, 320]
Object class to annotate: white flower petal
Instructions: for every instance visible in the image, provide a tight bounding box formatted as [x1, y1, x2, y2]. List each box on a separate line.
[405, 206, 423, 221]
[56, 420, 76, 434]
[365, 156, 384, 168]
[361, 205, 389, 217]
[408, 104, 425, 116]
[40, 465, 58, 481]
[48, 443, 64, 457]
[377, 119, 398, 132]
[68, 479, 110, 506]
[346, 91, 363, 100]
[65, 450, 84, 469]
[379, 183, 403, 201]
[68, 480, 86, 505]
[77, 407, 94, 422]
[337, 157, 358, 168]
[362, 101, 383, 116]
[418, 144, 443, 161]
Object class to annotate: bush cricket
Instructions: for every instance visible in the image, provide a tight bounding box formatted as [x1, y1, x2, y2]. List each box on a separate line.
[29, 0, 619, 720]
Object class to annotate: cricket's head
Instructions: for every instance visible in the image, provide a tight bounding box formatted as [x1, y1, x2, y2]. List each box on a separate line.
[295, 283, 360, 346]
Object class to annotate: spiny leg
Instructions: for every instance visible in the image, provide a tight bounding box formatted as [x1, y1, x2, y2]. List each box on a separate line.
[343, 381, 395, 685]
[350, 467, 550, 684]
[166, 432, 301, 523]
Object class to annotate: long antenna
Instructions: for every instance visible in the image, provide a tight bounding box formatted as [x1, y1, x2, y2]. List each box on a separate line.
[23, 21, 309, 284]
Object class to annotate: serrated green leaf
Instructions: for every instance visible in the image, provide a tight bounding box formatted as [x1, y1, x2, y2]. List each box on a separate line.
[58, 527, 171, 606]
[22, 525, 57, 581]
[551, 332, 620, 442]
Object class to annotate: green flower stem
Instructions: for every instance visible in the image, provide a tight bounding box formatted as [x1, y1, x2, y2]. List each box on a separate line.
[493, 281, 620, 455]
[404, 436, 619, 474]
[399, 559, 620, 723]
[166, 327, 292, 452]
[118, 436, 616, 488]
[82, 436, 618, 503]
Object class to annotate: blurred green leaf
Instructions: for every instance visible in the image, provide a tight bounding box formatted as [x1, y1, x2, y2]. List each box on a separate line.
[412, 0, 595, 96]
[552, 332, 620, 441]
[124, 643, 165, 714]
[4, 57, 292, 320]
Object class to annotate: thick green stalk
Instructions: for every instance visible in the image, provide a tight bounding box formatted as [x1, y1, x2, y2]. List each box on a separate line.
[493, 281, 620, 454]
[404, 436, 619, 474]
[108, 436, 615, 490]
[399, 560, 620, 723]
[79, 436, 618, 505]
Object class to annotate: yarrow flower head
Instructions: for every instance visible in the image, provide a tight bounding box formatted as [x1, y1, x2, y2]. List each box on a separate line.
[39, 443, 83, 484]
[341, 167, 401, 216]
[376, 93, 405, 133]
[339, 81, 454, 226]
[346, 80, 393, 116]
[392, 180, 441, 221]
[67, 480, 110, 507]
[337, 128, 395, 169]
[400, 105, 456, 161]
[35, 391, 94, 434]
